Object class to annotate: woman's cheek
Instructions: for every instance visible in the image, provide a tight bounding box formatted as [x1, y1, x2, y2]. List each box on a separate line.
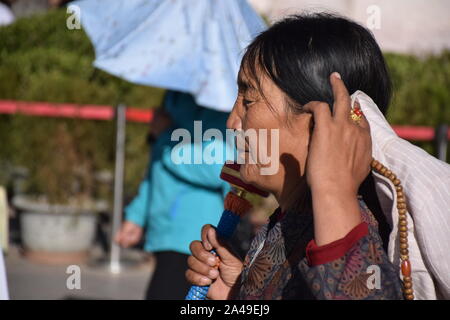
[291, 130, 310, 177]
[240, 162, 259, 184]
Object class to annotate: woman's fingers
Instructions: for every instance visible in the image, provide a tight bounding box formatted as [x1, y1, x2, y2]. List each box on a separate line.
[201, 224, 234, 263]
[302, 101, 332, 128]
[186, 239, 220, 287]
[352, 101, 371, 131]
[185, 269, 213, 286]
[205, 226, 238, 263]
[359, 115, 370, 131]
[201, 224, 214, 251]
[187, 254, 219, 279]
[114, 230, 122, 244]
[329, 73, 371, 133]
[188, 225, 244, 292]
[115, 222, 142, 248]
[190, 240, 219, 267]
[330, 72, 352, 121]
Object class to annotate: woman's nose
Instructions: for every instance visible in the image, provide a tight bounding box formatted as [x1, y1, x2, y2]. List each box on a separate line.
[227, 104, 242, 130]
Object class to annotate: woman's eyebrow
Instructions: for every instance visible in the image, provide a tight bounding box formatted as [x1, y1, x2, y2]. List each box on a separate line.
[237, 77, 249, 92]
[238, 78, 259, 94]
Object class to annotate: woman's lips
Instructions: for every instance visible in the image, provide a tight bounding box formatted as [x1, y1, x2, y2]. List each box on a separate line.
[235, 135, 250, 153]
[244, 136, 250, 152]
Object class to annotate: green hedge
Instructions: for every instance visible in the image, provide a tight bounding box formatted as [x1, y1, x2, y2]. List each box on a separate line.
[0, 9, 164, 203]
[0, 9, 448, 203]
[386, 52, 450, 126]
[385, 51, 450, 159]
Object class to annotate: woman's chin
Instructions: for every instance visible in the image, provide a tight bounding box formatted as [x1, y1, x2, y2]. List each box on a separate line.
[240, 163, 263, 187]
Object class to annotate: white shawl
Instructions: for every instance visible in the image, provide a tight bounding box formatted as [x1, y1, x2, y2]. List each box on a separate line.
[352, 91, 450, 300]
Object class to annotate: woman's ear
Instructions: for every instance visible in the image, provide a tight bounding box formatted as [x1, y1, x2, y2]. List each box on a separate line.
[286, 112, 313, 155]
[292, 112, 314, 137]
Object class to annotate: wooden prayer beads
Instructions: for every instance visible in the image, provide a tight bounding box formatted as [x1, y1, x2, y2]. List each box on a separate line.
[371, 158, 414, 300]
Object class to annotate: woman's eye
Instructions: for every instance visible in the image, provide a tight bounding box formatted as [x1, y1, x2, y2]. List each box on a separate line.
[243, 98, 255, 110]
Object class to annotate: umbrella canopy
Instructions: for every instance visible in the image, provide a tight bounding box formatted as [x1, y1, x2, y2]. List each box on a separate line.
[73, 0, 266, 112]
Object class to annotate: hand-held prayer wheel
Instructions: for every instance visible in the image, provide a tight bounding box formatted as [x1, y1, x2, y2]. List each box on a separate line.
[185, 163, 269, 300]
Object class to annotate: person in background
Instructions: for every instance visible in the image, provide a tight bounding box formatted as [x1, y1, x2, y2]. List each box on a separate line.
[0, 249, 8, 300]
[115, 90, 231, 300]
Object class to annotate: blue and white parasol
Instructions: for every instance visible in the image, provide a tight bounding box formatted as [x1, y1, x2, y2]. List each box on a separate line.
[72, 0, 266, 112]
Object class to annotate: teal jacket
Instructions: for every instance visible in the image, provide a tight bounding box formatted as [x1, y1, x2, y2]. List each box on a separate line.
[125, 92, 232, 255]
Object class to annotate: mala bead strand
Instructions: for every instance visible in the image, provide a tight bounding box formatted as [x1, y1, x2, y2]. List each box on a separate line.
[370, 158, 414, 300]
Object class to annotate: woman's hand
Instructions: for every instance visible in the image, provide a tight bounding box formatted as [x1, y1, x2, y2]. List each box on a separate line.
[303, 72, 372, 245]
[186, 224, 243, 300]
[114, 221, 143, 248]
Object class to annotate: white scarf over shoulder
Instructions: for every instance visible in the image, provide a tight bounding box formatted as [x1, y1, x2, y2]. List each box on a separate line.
[352, 91, 450, 300]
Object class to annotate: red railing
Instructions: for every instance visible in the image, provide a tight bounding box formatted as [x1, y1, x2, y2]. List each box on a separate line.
[1, 100, 449, 141]
[0, 100, 153, 123]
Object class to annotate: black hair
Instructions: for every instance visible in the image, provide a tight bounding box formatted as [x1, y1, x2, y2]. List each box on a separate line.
[241, 12, 392, 115]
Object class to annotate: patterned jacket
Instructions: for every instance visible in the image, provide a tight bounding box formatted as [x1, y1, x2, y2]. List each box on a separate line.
[232, 197, 404, 300]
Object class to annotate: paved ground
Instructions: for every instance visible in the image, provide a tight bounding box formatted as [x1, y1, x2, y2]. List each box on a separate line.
[4, 245, 154, 300]
[3, 204, 256, 300]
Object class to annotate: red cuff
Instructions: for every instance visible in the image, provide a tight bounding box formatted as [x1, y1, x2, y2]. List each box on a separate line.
[306, 222, 369, 266]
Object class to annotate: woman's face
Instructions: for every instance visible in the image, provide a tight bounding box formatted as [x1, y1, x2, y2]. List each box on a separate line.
[227, 66, 313, 201]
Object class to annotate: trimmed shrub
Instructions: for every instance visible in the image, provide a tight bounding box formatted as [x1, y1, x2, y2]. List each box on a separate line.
[0, 9, 164, 203]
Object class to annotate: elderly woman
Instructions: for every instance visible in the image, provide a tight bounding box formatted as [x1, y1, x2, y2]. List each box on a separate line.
[186, 13, 410, 300]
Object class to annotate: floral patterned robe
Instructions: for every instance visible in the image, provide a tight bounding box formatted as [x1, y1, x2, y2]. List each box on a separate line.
[232, 197, 404, 300]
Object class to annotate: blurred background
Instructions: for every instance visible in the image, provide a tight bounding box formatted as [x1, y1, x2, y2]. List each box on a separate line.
[0, 0, 449, 300]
